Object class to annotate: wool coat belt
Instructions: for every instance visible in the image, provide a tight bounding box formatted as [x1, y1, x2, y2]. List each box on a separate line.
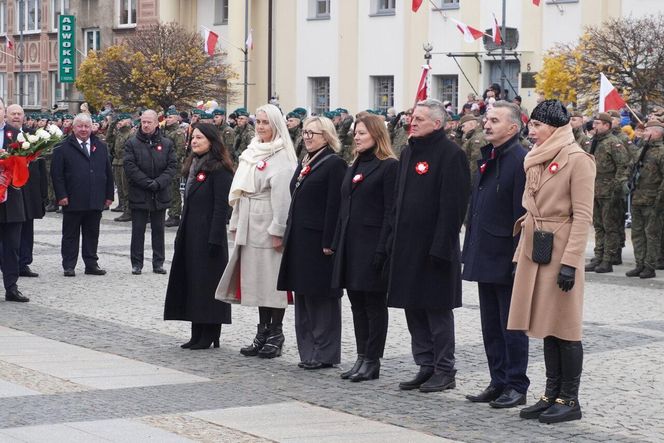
[234, 192, 270, 246]
[514, 197, 572, 262]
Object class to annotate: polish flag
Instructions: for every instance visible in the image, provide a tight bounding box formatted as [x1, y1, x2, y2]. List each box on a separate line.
[245, 29, 254, 51]
[6, 38, 13, 50]
[533, 0, 541, 5]
[412, 0, 423, 12]
[414, 65, 431, 104]
[450, 18, 485, 43]
[202, 27, 218, 56]
[492, 13, 502, 45]
[599, 73, 626, 112]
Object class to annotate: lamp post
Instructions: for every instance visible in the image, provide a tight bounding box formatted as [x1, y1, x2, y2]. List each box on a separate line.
[18, 0, 24, 107]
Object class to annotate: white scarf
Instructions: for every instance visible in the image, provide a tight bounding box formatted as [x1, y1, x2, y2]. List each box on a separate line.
[229, 137, 287, 205]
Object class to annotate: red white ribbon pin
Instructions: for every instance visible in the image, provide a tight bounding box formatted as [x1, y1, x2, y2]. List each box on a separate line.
[196, 172, 207, 182]
[352, 173, 364, 184]
[156, 145, 163, 152]
[415, 161, 429, 175]
[300, 165, 311, 177]
[549, 162, 559, 174]
[256, 160, 267, 171]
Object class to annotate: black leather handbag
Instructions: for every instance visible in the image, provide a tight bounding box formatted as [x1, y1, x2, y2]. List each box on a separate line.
[532, 230, 554, 264]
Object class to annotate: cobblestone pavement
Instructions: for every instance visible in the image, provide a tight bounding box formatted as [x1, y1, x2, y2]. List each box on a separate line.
[0, 211, 663, 442]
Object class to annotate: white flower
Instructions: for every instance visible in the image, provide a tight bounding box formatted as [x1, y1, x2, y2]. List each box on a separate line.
[27, 134, 39, 144]
[21, 142, 31, 150]
[35, 129, 51, 140]
[17, 132, 25, 143]
[52, 126, 63, 137]
[46, 124, 57, 135]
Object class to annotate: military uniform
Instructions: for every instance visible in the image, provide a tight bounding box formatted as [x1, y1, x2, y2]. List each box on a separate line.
[392, 126, 409, 158]
[612, 126, 633, 256]
[336, 113, 355, 163]
[573, 127, 591, 152]
[461, 126, 486, 186]
[289, 126, 306, 161]
[627, 135, 664, 277]
[163, 121, 186, 222]
[588, 127, 632, 271]
[217, 122, 235, 152]
[111, 121, 133, 220]
[233, 124, 255, 163]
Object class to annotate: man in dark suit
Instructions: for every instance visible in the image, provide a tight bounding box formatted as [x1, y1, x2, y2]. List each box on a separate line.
[0, 98, 29, 302]
[386, 99, 470, 392]
[462, 101, 530, 408]
[51, 113, 114, 277]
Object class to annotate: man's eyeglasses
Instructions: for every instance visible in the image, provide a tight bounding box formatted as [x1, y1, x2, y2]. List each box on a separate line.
[302, 130, 323, 138]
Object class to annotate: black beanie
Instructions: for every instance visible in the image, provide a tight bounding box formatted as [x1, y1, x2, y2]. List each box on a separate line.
[530, 100, 570, 127]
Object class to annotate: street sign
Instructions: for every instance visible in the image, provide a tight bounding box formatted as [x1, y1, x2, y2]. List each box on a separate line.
[58, 15, 76, 83]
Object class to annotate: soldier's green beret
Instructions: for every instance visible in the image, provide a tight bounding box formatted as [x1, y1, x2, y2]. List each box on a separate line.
[117, 113, 132, 120]
[234, 108, 249, 117]
[293, 107, 308, 118]
[166, 109, 179, 116]
[38, 113, 49, 120]
[133, 119, 141, 126]
[211, 109, 225, 116]
[335, 108, 348, 114]
[595, 112, 612, 125]
[323, 111, 336, 119]
[64, 114, 74, 120]
[451, 114, 461, 121]
[191, 109, 203, 115]
[459, 115, 478, 126]
[286, 111, 301, 120]
[200, 112, 214, 120]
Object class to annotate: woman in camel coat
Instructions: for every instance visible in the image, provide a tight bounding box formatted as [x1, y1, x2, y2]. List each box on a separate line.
[507, 100, 595, 424]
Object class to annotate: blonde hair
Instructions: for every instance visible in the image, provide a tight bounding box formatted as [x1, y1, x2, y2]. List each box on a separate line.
[354, 114, 396, 161]
[303, 116, 341, 152]
[254, 103, 298, 163]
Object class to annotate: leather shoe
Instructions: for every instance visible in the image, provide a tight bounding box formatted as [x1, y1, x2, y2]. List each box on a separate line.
[165, 216, 180, 227]
[132, 267, 142, 275]
[114, 213, 132, 222]
[19, 266, 39, 277]
[5, 288, 29, 302]
[419, 371, 456, 393]
[303, 361, 334, 370]
[84, 265, 106, 276]
[153, 267, 167, 275]
[63, 269, 76, 277]
[489, 388, 527, 408]
[297, 361, 311, 368]
[466, 385, 503, 403]
[399, 367, 434, 391]
[110, 206, 124, 212]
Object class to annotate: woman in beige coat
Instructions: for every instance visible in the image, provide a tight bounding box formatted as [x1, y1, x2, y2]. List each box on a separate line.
[216, 104, 297, 358]
[507, 100, 595, 424]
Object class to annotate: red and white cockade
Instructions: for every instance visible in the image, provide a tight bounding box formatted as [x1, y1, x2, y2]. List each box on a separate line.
[415, 161, 429, 175]
[196, 172, 207, 182]
[256, 160, 267, 171]
[352, 173, 364, 184]
[300, 165, 312, 177]
[549, 162, 559, 174]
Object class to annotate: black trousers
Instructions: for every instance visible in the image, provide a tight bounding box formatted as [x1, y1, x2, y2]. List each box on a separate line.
[130, 209, 166, 269]
[19, 219, 34, 269]
[347, 290, 388, 360]
[405, 308, 456, 375]
[61, 210, 102, 270]
[478, 282, 530, 394]
[0, 222, 22, 291]
[294, 293, 341, 365]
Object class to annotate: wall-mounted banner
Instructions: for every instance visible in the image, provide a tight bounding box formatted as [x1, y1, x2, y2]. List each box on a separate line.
[58, 15, 76, 83]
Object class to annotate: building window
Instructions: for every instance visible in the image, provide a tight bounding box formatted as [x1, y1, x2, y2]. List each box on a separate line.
[438, 0, 460, 9]
[118, 0, 136, 27]
[214, 0, 228, 25]
[84, 28, 100, 54]
[310, 77, 330, 116]
[309, 0, 330, 19]
[50, 72, 69, 105]
[434, 75, 458, 111]
[372, 76, 394, 113]
[16, 73, 40, 108]
[51, 0, 69, 32]
[0, 0, 7, 35]
[0, 73, 6, 103]
[17, 0, 40, 33]
[373, 0, 395, 15]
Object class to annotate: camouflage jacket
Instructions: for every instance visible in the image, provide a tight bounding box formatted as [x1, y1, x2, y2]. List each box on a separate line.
[112, 127, 133, 166]
[217, 123, 236, 152]
[392, 126, 409, 158]
[163, 123, 187, 164]
[289, 126, 306, 160]
[461, 127, 486, 179]
[632, 139, 664, 205]
[337, 117, 355, 163]
[233, 124, 255, 161]
[573, 127, 591, 152]
[590, 131, 633, 199]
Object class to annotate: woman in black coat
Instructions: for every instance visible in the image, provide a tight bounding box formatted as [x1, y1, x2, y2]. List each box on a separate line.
[331, 114, 398, 382]
[277, 116, 347, 369]
[164, 123, 234, 349]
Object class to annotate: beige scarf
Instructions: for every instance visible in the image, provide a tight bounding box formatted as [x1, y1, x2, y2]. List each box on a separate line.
[524, 123, 575, 196]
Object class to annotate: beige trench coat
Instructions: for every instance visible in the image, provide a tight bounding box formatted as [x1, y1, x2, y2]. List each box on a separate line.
[508, 143, 596, 341]
[215, 149, 295, 308]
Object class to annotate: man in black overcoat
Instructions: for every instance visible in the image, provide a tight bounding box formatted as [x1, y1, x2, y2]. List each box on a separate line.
[461, 101, 530, 408]
[0, 98, 29, 302]
[386, 99, 470, 392]
[51, 113, 114, 277]
[124, 110, 176, 275]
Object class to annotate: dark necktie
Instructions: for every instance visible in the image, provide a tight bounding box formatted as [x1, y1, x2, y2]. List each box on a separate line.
[81, 141, 88, 156]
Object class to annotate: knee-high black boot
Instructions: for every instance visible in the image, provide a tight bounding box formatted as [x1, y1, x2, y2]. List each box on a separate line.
[190, 324, 221, 350]
[539, 339, 583, 424]
[181, 323, 202, 349]
[520, 336, 561, 419]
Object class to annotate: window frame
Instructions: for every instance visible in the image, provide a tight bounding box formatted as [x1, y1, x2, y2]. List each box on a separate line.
[372, 75, 395, 113]
[372, 0, 395, 16]
[0, 73, 6, 104]
[17, 72, 41, 108]
[308, 0, 330, 20]
[0, 0, 7, 36]
[50, 71, 69, 105]
[434, 75, 459, 111]
[310, 76, 330, 116]
[117, 0, 137, 28]
[84, 28, 101, 55]
[436, 0, 460, 10]
[50, 0, 69, 32]
[213, 0, 228, 25]
[17, 0, 41, 34]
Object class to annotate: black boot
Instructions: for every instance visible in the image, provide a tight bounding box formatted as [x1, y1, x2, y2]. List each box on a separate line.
[190, 324, 221, 350]
[349, 359, 380, 382]
[258, 324, 284, 358]
[240, 324, 268, 357]
[594, 261, 613, 273]
[181, 323, 202, 349]
[639, 266, 656, 279]
[340, 355, 364, 379]
[539, 340, 583, 424]
[626, 265, 644, 277]
[520, 336, 561, 419]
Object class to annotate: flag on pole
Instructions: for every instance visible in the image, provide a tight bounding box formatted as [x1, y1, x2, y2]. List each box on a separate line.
[412, 0, 423, 12]
[599, 73, 626, 112]
[492, 13, 502, 45]
[450, 18, 485, 43]
[201, 27, 218, 56]
[6, 38, 13, 50]
[532, 0, 541, 5]
[415, 64, 431, 104]
[245, 29, 254, 51]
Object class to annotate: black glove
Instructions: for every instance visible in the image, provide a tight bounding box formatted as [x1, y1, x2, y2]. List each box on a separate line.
[208, 244, 222, 258]
[372, 252, 387, 272]
[147, 180, 160, 192]
[557, 265, 576, 292]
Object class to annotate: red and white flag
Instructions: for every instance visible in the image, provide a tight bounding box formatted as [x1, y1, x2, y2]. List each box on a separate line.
[412, 0, 423, 12]
[532, 0, 541, 5]
[599, 73, 626, 112]
[450, 18, 485, 43]
[245, 29, 254, 51]
[202, 27, 218, 56]
[6, 38, 13, 50]
[492, 13, 502, 45]
[414, 64, 431, 104]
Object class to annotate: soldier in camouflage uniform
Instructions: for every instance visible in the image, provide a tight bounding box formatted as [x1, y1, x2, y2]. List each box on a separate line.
[286, 110, 306, 161]
[335, 108, 354, 163]
[391, 109, 412, 158]
[212, 108, 236, 153]
[232, 108, 255, 164]
[626, 120, 664, 279]
[163, 109, 187, 227]
[570, 111, 591, 152]
[459, 115, 486, 188]
[111, 113, 134, 222]
[608, 110, 634, 263]
[585, 113, 633, 273]
[445, 114, 463, 146]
